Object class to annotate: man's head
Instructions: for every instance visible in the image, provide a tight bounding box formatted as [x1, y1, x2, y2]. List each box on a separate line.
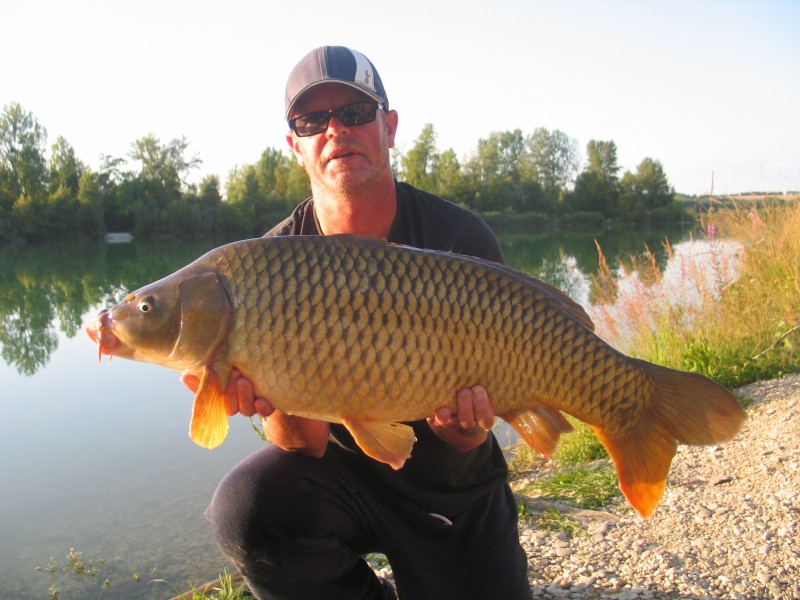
[284, 47, 398, 197]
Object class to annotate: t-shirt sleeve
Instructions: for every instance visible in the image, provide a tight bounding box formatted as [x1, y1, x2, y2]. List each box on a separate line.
[450, 215, 505, 265]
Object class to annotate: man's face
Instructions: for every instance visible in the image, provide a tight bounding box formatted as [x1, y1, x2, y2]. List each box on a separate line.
[286, 83, 398, 195]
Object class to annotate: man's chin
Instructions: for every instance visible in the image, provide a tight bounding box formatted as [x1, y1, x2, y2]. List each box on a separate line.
[322, 170, 377, 194]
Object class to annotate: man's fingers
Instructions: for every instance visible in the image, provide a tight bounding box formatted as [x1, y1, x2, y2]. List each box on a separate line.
[456, 388, 476, 429]
[431, 406, 452, 427]
[470, 385, 495, 431]
[220, 370, 237, 416]
[180, 372, 200, 393]
[254, 397, 275, 418]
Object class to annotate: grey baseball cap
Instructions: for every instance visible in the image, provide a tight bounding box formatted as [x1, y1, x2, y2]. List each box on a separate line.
[284, 46, 389, 120]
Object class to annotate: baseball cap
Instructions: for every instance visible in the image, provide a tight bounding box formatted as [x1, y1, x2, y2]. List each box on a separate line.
[285, 46, 389, 120]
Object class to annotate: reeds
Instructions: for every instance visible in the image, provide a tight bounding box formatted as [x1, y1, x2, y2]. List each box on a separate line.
[590, 201, 800, 388]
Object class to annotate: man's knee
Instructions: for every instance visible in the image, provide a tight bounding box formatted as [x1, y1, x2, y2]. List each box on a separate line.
[205, 447, 299, 554]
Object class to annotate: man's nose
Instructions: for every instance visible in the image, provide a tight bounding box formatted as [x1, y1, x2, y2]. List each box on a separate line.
[325, 114, 349, 136]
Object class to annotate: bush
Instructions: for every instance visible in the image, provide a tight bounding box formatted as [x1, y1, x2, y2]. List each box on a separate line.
[482, 211, 550, 233]
[559, 211, 605, 230]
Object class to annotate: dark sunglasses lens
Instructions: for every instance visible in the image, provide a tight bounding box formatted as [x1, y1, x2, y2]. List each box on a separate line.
[337, 102, 378, 126]
[292, 112, 329, 137]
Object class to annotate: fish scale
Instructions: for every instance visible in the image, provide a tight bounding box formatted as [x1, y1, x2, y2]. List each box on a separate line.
[87, 234, 746, 517]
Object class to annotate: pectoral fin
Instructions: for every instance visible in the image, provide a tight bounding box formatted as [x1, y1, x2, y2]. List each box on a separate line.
[501, 404, 574, 458]
[189, 365, 229, 449]
[341, 418, 417, 470]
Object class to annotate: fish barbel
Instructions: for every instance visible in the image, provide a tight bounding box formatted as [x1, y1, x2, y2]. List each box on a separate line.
[86, 235, 746, 517]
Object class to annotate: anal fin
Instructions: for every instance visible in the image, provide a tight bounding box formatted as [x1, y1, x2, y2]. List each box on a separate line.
[500, 404, 573, 458]
[341, 418, 417, 470]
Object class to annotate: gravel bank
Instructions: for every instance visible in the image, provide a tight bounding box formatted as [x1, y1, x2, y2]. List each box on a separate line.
[513, 373, 800, 599]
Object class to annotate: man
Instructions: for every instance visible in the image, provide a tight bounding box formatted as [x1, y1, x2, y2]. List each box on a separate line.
[198, 46, 531, 600]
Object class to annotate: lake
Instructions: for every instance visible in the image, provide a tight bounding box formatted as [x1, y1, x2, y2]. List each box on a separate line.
[0, 225, 694, 599]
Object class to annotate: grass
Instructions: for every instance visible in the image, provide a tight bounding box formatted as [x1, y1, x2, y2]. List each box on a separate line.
[518, 506, 585, 538]
[508, 414, 608, 473]
[157, 569, 249, 600]
[520, 462, 619, 511]
[510, 415, 620, 531]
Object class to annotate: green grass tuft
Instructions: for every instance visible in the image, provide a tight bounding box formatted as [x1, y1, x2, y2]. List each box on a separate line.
[521, 462, 620, 510]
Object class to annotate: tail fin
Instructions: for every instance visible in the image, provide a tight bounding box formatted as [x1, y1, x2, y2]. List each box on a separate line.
[640, 361, 747, 445]
[594, 361, 746, 518]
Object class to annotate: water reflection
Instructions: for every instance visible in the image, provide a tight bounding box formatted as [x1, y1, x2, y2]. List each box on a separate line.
[0, 240, 230, 375]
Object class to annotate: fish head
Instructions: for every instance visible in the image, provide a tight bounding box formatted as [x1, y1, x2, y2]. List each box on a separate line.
[86, 265, 233, 372]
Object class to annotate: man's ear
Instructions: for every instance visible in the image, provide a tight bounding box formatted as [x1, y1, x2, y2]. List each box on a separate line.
[286, 133, 304, 166]
[385, 110, 399, 149]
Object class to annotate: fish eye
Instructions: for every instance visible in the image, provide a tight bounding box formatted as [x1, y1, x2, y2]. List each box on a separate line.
[138, 296, 156, 314]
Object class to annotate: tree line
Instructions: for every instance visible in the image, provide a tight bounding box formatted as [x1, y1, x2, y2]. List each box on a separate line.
[0, 102, 687, 243]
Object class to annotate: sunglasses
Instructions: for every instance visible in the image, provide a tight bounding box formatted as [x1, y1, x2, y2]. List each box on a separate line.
[288, 101, 385, 137]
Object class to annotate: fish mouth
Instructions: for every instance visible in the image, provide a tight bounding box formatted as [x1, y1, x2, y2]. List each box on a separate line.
[85, 310, 122, 361]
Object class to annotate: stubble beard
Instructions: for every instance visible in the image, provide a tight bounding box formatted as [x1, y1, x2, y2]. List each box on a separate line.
[313, 140, 392, 196]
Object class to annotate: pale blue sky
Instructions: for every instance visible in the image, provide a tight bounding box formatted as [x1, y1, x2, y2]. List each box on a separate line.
[3, 0, 798, 195]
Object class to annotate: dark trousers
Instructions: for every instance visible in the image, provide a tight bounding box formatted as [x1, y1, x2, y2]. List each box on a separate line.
[206, 444, 531, 600]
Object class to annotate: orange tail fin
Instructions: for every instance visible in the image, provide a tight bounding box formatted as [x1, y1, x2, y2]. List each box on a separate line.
[594, 361, 746, 518]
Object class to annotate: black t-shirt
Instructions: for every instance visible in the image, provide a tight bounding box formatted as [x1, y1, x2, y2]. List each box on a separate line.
[265, 181, 510, 515]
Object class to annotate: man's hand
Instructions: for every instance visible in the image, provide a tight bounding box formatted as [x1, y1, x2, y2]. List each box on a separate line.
[179, 370, 329, 457]
[427, 385, 496, 452]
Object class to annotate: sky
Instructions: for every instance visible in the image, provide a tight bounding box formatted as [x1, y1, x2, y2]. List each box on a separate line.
[3, 0, 798, 196]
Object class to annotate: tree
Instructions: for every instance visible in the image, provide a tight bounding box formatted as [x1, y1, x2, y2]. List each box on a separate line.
[433, 148, 463, 201]
[256, 147, 291, 200]
[49, 136, 84, 195]
[624, 157, 674, 211]
[566, 140, 621, 217]
[570, 170, 619, 216]
[585, 140, 620, 181]
[401, 123, 439, 192]
[461, 130, 529, 212]
[0, 103, 49, 209]
[76, 171, 106, 239]
[98, 155, 135, 232]
[284, 159, 310, 204]
[126, 135, 202, 236]
[196, 175, 222, 208]
[129, 134, 201, 197]
[524, 128, 579, 198]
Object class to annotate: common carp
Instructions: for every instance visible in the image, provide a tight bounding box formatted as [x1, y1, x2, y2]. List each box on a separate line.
[86, 234, 746, 518]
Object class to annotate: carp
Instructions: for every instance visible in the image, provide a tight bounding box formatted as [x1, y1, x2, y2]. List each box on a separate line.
[86, 235, 746, 517]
